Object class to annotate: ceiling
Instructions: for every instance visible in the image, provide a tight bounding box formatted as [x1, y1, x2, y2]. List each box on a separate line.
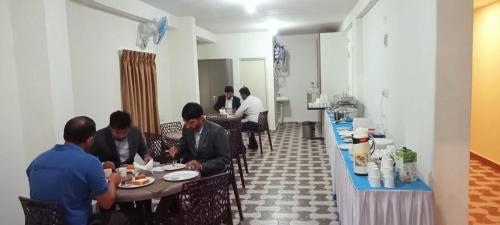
[141, 0, 358, 35]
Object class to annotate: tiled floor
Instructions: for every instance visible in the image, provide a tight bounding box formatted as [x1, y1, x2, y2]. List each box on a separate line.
[469, 158, 500, 225]
[231, 122, 339, 225]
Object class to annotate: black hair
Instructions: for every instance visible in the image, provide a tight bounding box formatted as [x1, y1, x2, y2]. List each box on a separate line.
[109, 111, 132, 130]
[63, 116, 96, 144]
[224, 86, 234, 93]
[182, 102, 204, 120]
[239, 87, 251, 96]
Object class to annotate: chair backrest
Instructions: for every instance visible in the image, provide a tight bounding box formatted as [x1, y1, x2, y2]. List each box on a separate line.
[160, 122, 182, 136]
[210, 117, 245, 158]
[257, 111, 269, 131]
[179, 172, 232, 225]
[144, 132, 171, 164]
[19, 196, 66, 225]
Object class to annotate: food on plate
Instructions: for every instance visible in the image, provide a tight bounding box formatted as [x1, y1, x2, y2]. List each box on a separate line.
[132, 178, 150, 186]
[134, 173, 146, 180]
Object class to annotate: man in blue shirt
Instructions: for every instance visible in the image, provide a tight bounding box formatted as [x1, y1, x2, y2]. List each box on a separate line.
[27, 116, 129, 225]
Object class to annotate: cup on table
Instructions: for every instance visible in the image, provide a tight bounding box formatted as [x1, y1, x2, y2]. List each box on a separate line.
[384, 178, 395, 188]
[117, 167, 127, 178]
[368, 177, 381, 187]
[104, 168, 112, 179]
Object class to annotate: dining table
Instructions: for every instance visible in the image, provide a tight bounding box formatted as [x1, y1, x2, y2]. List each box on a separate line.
[116, 168, 200, 202]
[115, 167, 201, 225]
[323, 108, 434, 225]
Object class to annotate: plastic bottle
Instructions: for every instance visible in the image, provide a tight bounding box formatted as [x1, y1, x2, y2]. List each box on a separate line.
[306, 82, 320, 104]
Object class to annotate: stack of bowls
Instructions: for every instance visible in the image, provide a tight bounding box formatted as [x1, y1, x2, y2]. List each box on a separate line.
[380, 156, 395, 188]
[367, 162, 381, 187]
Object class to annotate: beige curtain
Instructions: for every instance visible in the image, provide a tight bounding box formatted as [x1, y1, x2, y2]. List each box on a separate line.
[120, 49, 160, 134]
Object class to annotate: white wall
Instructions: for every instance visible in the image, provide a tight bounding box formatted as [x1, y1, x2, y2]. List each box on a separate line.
[320, 32, 350, 102]
[197, 32, 276, 129]
[165, 17, 200, 122]
[0, 1, 29, 223]
[275, 34, 319, 122]
[341, 0, 471, 224]
[66, 1, 194, 127]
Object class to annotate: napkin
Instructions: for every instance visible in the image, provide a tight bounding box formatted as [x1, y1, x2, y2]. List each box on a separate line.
[133, 160, 154, 171]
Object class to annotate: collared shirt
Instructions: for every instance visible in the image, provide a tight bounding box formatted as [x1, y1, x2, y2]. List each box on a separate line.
[114, 138, 129, 163]
[27, 144, 108, 225]
[194, 125, 204, 150]
[233, 95, 264, 123]
[225, 97, 233, 110]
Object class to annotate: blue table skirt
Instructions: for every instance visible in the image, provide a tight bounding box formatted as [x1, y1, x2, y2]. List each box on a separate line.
[326, 110, 432, 192]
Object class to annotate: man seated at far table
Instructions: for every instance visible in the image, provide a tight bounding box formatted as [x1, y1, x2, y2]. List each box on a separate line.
[169, 102, 231, 177]
[213, 85, 241, 114]
[27, 116, 129, 225]
[230, 86, 264, 150]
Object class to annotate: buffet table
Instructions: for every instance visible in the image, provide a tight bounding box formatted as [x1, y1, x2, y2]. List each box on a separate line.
[323, 109, 434, 225]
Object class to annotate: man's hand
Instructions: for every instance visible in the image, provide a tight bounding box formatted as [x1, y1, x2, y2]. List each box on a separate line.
[186, 160, 202, 171]
[143, 156, 153, 163]
[168, 146, 178, 157]
[107, 172, 121, 187]
[102, 161, 116, 170]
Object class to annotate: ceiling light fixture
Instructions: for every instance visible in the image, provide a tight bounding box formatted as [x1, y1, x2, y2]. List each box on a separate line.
[245, 1, 256, 14]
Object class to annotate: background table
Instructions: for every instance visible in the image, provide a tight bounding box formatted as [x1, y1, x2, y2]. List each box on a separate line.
[323, 109, 434, 225]
[116, 169, 200, 202]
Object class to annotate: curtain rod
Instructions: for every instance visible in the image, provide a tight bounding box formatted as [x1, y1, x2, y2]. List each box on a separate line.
[118, 49, 155, 55]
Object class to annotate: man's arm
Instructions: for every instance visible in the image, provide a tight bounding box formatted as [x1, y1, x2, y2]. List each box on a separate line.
[234, 97, 241, 110]
[135, 128, 151, 161]
[213, 96, 223, 112]
[94, 173, 120, 209]
[232, 99, 248, 119]
[199, 127, 231, 174]
[88, 159, 120, 210]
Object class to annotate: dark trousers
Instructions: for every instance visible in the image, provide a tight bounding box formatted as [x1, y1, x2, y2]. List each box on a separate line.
[89, 211, 131, 225]
[242, 121, 259, 149]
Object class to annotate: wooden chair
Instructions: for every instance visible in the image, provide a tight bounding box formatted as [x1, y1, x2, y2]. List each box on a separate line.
[144, 132, 172, 164]
[247, 111, 274, 155]
[19, 196, 66, 225]
[155, 172, 233, 225]
[160, 122, 183, 147]
[206, 116, 249, 174]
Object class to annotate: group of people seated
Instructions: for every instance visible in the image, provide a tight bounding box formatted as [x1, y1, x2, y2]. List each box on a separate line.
[214, 86, 264, 150]
[26, 86, 264, 225]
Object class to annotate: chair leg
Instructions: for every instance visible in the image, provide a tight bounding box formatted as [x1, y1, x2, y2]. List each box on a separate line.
[241, 153, 249, 174]
[267, 129, 273, 151]
[236, 157, 245, 189]
[231, 172, 244, 220]
[258, 132, 263, 156]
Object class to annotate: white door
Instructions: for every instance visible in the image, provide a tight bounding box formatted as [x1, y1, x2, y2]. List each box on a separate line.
[239, 59, 267, 109]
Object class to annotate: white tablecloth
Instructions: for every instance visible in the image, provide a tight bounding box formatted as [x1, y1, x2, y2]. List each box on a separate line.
[323, 110, 434, 225]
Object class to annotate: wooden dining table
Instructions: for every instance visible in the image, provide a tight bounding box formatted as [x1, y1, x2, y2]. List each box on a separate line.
[116, 168, 200, 202]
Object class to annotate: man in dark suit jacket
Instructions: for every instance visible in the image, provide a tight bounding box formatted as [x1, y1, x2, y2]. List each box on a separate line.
[213, 85, 241, 113]
[169, 102, 231, 177]
[91, 111, 152, 169]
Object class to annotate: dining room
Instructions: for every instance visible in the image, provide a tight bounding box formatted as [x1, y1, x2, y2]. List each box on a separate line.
[0, 0, 478, 225]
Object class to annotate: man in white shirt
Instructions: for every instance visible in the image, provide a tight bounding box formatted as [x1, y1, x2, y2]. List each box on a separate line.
[231, 87, 264, 149]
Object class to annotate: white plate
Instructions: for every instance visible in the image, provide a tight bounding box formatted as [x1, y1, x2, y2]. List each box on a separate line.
[163, 170, 199, 181]
[118, 177, 155, 189]
[152, 167, 165, 172]
[163, 164, 186, 171]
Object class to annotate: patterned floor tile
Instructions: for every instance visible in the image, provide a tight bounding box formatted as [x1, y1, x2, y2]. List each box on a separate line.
[469, 158, 500, 225]
[231, 123, 338, 225]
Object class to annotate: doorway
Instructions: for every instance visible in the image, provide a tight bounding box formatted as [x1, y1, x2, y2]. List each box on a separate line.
[469, 1, 500, 224]
[239, 58, 268, 109]
[198, 59, 233, 113]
